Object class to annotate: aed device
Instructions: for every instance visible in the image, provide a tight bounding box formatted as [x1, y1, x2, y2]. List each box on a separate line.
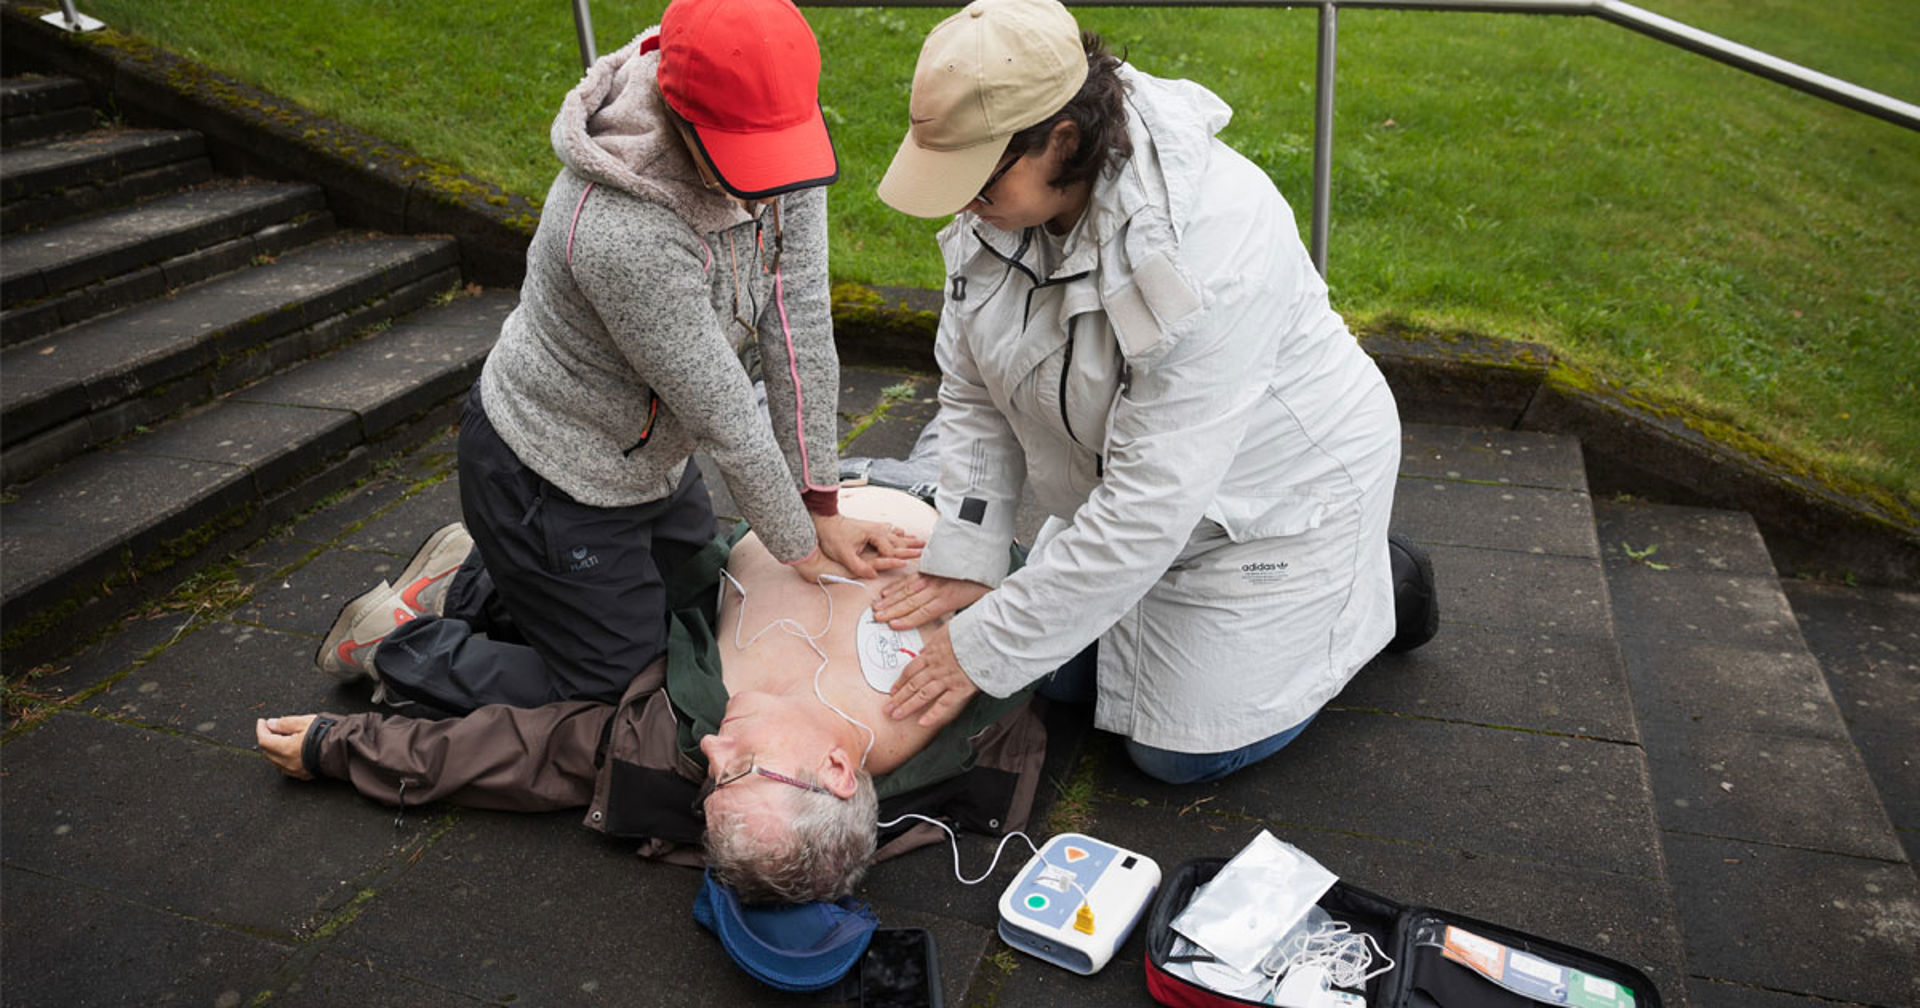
[997, 833, 1160, 975]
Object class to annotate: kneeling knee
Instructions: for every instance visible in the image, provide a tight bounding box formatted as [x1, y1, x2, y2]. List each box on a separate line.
[1123, 741, 1242, 785]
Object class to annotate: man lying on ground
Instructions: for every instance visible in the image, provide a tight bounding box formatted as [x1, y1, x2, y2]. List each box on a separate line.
[258, 486, 1042, 904]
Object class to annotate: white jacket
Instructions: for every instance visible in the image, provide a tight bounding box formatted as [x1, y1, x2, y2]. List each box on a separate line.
[920, 67, 1400, 752]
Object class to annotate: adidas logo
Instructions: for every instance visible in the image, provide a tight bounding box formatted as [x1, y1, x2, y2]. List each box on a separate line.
[1240, 560, 1290, 585]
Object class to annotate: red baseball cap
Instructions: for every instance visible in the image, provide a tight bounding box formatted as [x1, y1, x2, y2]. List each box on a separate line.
[657, 0, 838, 199]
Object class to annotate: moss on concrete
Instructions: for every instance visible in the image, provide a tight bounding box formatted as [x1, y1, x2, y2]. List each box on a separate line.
[1356, 315, 1551, 372]
[1547, 359, 1914, 528]
[830, 283, 938, 361]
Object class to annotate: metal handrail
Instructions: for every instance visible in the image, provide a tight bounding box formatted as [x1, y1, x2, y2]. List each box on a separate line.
[41, 1, 104, 32]
[574, 0, 1920, 275]
[571, 0, 599, 69]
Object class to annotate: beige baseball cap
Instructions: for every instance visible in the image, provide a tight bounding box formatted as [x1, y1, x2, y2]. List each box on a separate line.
[877, 0, 1088, 218]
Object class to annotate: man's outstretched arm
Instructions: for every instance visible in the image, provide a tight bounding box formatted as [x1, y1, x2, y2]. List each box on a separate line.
[254, 703, 614, 813]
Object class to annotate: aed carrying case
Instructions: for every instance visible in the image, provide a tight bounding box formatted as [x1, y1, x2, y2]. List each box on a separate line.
[1143, 857, 1662, 1008]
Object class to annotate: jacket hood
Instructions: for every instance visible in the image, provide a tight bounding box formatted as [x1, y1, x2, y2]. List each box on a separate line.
[1087, 65, 1232, 246]
[551, 29, 750, 234]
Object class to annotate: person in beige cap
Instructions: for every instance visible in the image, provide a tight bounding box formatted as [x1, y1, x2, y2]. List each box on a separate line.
[872, 0, 1437, 784]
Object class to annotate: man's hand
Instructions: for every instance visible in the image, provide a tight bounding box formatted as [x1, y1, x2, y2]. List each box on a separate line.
[873, 573, 989, 630]
[799, 513, 923, 580]
[255, 715, 316, 780]
[884, 624, 979, 728]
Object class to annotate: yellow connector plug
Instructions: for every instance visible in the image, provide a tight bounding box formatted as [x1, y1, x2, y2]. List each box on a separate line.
[1074, 903, 1096, 934]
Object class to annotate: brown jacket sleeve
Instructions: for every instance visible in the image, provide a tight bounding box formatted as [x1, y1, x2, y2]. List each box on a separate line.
[307, 702, 615, 813]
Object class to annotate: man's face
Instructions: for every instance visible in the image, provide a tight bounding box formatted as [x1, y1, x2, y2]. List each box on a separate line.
[698, 691, 835, 826]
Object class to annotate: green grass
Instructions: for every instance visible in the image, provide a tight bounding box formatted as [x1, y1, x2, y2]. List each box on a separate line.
[77, 0, 1920, 513]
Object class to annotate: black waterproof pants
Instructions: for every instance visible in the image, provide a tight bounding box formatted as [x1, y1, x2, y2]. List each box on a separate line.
[376, 385, 717, 714]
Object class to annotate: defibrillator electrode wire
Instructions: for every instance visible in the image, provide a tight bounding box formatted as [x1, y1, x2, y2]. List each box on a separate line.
[874, 812, 1095, 908]
[718, 568, 876, 768]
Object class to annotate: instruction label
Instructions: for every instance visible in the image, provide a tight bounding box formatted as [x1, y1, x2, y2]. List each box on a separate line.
[1440, 925, 1635, 1008]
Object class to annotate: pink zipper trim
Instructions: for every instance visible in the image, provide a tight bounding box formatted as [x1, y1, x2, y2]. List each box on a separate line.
[566, 181, 596, 265]
[771, 261, 828, 492]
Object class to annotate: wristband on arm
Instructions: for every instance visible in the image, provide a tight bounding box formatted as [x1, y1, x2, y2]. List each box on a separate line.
[802, 487, 839, 516]
[301, 715, 338, 778]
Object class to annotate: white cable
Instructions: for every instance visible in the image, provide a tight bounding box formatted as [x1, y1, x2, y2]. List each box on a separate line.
[874, 813, 1095, 906]
[878, 812, 1039, 884]
[1266, 921, 1395, 992]
[719, 568, 876, 767]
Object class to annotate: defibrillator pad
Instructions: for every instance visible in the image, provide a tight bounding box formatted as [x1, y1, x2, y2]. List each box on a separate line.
[856, 608, 922, 692]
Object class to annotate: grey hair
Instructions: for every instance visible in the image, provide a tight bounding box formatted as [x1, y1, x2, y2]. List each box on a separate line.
[704, 770, 879, 904]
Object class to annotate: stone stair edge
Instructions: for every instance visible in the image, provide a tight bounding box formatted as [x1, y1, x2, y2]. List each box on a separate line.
[1, 179, 330, 309]
[0, 154, 212, 236]
[0, 72, 87, 113]
[2, 260, 464, 490]
[1, 278, 498, 519]
[2, 210, 339, 352]
[0, 127, 205, 200]
[0, 289, 503, 661]
[0, 104, 91, 145]
[4, 8, 1913, 588]
[0, 233, 461, 448]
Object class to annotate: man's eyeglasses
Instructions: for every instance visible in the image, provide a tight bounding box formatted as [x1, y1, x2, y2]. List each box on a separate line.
[695, 754, 834, 812]
[973, 154, 1020, 207]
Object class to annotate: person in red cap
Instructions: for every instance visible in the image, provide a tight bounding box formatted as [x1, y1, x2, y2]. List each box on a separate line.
[313, 0, 919, 716]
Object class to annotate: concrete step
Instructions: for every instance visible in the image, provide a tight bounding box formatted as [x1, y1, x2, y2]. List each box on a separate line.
[0, 286, 512, 666]
[0, 127, 211, 233]
[0, 232, 461, 487]
[0, 75, 92, 145]
[0, 75, 90, 118]
[1595, 500, 1919, 1007]
[1782, 579, 1920, 867]
[1, 179, 333, 342]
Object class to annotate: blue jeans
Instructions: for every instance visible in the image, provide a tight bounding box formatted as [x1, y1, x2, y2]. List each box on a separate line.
[1041, 645, 1318, 785]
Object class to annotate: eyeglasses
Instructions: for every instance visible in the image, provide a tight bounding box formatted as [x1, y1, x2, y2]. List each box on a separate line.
[695, 754, 834, 811]
[972, 154, 1020, 207]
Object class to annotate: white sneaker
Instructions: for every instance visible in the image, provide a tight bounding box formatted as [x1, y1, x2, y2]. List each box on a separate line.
[315, 580, 413, 682]
[393, 522, 473, 618]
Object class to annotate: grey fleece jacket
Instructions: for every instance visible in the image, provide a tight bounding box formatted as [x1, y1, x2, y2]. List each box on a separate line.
[479, 30, 839, 563]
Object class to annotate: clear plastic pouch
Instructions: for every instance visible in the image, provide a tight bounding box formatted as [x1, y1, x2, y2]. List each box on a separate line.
[1169, 830, 1339, 973]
